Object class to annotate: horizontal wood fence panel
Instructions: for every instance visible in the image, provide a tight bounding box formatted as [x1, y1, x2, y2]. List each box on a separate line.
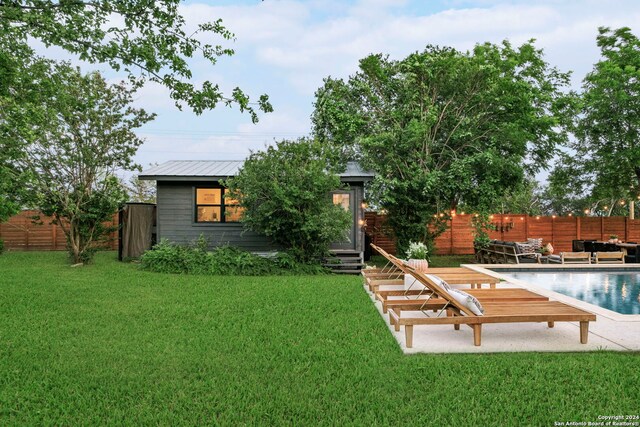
[364, 213, 640, 256]
[1, 210, 118, 251]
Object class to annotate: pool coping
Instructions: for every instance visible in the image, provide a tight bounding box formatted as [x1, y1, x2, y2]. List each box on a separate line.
[464, 264, 640, 322]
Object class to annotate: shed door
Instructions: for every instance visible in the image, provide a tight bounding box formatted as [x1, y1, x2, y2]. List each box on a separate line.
[331, 190, 356, 251]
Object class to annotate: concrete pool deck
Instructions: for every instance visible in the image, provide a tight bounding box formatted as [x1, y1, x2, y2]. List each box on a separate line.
[367, 265, 640, 354]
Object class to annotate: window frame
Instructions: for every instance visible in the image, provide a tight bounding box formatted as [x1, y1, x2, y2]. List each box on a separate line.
[194, 185, 242, 224]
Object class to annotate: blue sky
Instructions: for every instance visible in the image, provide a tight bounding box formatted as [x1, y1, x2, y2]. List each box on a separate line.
[32, 0, 640, 176]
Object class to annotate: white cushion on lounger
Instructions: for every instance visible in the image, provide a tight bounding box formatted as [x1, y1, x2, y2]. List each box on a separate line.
[448, 288, 485, 316]
[425, 274, 452, 291]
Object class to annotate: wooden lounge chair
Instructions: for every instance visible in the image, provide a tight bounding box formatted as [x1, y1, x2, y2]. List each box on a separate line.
[548, 252, 592, 264]
[366, 245, 501, 290]
[383, 255, 596, 347]
[373, 246, 549, 321]
[594, 252, 625, 264]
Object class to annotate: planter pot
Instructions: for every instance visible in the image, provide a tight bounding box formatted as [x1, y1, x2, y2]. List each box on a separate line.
[407, 258, 429, 272]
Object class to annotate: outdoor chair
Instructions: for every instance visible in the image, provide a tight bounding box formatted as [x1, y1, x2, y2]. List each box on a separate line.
[624, 244, 639, 263]
[547, 252, 592, 264]
[368, 244, 550, 315]
[572, 240, 585, 252]
[594, 252, 625, 264]
[380, 253, 596, 348]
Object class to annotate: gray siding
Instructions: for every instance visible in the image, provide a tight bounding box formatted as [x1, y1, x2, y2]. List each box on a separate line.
[156, 180, 368, 254]
[156, 181, 275, 251]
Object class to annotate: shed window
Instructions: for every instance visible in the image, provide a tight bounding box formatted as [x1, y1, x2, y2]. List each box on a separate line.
[195, 188, 243, 223]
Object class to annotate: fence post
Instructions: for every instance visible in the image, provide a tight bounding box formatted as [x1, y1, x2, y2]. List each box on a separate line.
[450, 216, 454, 255]
[625, 216, 629, 242]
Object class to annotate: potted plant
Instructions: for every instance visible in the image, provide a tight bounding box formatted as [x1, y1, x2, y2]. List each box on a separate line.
[405, 241, 429, 272]
[609, 234, 619, 244]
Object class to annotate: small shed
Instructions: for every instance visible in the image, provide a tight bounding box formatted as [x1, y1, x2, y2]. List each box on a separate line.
[139, 160, 374, 261]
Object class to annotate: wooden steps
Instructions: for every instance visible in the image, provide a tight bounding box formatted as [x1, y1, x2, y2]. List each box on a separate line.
[325, 250, 364, 274]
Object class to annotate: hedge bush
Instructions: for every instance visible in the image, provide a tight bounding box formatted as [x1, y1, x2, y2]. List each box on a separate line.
[140, 238, 327, 276]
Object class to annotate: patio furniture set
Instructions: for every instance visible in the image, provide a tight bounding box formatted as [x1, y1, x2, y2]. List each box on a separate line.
[364, 244, 596, 348]
[476, 238, 638, 264]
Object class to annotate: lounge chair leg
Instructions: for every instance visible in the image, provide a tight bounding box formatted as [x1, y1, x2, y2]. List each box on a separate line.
[547, 321, 555, 328]
[472, 324, 482, 346]
[446, 309, 460, 330]
[580, 321, 589, 344]
[390, 310, 401, 332]
[382, 303, 388, 314]
[405, 325, 413, 348]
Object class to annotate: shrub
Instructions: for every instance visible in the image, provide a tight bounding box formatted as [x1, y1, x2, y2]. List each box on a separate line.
[225, 138, 351, 262]
[0, 238, 4, 254]
[140, 238, 328, 276]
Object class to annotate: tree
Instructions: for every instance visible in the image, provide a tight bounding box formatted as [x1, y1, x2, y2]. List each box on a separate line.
[8, 60, 155, 263]
[0, 1, 272, 221]
[495, 179, 545, 216]
[313, 41, 573, 253]
[125, 164, 158, 204]
[0, 0, 271, 118]
[226, 138, 351, 262]
[569, 27, 640, 206]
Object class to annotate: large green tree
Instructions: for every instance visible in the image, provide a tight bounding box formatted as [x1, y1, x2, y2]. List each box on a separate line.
[570, 27, 640, 206]
[0, 1, 272, 221]
[226, 138, 351, 262]
[0, 0, 271, 118]
[7, 60, 154, 263]
[312, 41, 573, 252]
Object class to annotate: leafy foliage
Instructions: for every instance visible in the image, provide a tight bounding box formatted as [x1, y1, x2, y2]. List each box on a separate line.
[405, 241, 429, 260]
[0, 0, 271, 120]
[140, 238, 327, 275]
[550, 27, 640, 212]
[226, 138, 352, 262]
[7, 60, 154, 263]
[313, 41, 573, 253]
[124, 166, 157, 204]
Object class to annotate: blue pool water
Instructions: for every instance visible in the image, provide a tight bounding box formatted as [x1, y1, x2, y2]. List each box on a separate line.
[499, 271, 640, 315]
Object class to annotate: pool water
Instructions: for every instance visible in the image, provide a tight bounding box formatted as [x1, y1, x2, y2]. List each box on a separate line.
[499, 272, 640, 315]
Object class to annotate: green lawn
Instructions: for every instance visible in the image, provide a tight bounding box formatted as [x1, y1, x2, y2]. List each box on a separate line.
[1, 251, 638, 425]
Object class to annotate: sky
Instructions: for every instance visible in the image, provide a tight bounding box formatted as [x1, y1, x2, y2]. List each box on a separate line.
[33, 0, 640, 176]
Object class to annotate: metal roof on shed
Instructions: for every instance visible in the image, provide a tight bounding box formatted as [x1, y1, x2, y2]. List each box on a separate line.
[139, 160, 374, 182]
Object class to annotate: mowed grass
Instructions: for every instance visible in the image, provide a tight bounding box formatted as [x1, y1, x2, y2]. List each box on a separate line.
[1, 252, 638, 425]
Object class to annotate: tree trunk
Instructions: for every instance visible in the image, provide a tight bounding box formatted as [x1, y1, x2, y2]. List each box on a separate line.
[69, 222, 83, 264]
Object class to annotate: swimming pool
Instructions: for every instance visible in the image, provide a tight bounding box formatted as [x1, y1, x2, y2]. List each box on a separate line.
[497, 271, 640, 315]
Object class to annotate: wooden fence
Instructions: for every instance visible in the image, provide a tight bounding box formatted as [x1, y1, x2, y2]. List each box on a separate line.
[0, 210, 118, 251]
[364, 212, 640, 255]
